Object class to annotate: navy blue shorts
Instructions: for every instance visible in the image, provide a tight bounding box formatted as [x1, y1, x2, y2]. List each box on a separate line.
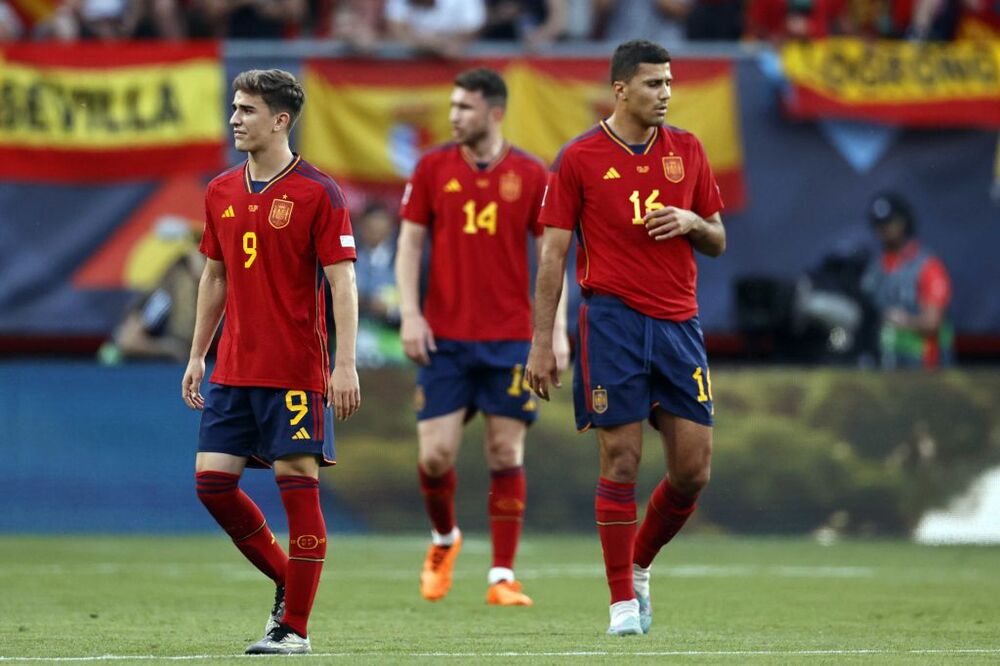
[574, 295, 714, 431]
[415, 339, 539, 424]
[198, 383, 335, 468]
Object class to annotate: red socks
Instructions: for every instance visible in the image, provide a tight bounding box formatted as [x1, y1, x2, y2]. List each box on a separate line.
[488, 466, 526, 570]
[595, 477, 637, 604]
[419, 466, 457, 535]
[634, 476, 698, 569]
[195, 471, 287, 585]
[277, 475, 326, 638]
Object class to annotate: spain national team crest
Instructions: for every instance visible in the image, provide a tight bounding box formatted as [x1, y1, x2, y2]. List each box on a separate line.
[414, 385, 426, 412]
[592, 387, 608, 414]
[500, 170, 522, 202]
[268, 197, 294, 229]
[662, 155, 685, 183]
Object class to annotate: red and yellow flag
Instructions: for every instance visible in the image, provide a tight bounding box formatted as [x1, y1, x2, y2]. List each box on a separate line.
[781, 39, 1000, 128]
[0, 42, 225, 182]
[302, 57, 746, 210]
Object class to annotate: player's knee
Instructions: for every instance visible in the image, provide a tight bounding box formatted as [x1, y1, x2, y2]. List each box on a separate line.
[603, 450, 641, 483]
[418, 449, 456, 477]
[485, 438, 523, 469]
[674, 464, 711, 495]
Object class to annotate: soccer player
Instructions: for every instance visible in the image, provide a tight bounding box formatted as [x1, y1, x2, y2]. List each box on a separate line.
[395, 67, 569, 606]
[525, 40, 726, 635]
[181, 69, 360, 655]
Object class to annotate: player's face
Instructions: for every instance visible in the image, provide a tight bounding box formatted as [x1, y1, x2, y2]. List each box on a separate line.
[620, 62, 672, 128]
[229, 90, 281, 153]
[448, 87, 494, 146]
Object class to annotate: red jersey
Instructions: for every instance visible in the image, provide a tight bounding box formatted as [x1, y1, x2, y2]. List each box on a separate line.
[200, 155, 356, 393]
[540, 120, 724, 321]
[400, 142, 548, 341]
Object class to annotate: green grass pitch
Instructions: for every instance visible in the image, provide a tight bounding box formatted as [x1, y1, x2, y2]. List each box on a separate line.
[1, 534, 998, 664]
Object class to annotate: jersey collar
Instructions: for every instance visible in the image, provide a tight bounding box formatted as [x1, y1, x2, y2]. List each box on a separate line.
[459, 142, 511, 173]
[243, 153, 301, 194]
[599, 119, 658, 156]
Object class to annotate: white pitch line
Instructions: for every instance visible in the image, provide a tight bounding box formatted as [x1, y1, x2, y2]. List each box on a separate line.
[3, 649, 1000, 661]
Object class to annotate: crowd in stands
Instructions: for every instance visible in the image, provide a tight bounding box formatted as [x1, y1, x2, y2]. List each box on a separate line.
[0, 0, 996, 43]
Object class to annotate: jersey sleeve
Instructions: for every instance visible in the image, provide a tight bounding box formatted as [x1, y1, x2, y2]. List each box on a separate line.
[200, 185, 223, 260]
[528, 161, 548, 237]
[690, 137, 725, 219]
[538, 148, 582, 231]
[918, 257, 951, 309]
[399, 156, 433, 226]
[314, 183, 358, 266]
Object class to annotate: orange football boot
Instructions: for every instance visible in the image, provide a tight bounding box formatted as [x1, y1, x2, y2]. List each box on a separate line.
[419, 531, 462, 601]
[486, 580, 534, 606]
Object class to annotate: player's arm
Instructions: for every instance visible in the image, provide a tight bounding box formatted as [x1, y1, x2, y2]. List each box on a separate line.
[324, 260, 361, 421]
[525, 227, 573, 400]
[644, 209, 726, 257]
[395, 220, 436, 366]
[535, 234, 571, 373]
[182, 258, 226, 410]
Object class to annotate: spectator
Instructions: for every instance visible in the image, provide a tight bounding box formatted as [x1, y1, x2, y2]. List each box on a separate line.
[839, 0, 914, 38]
[73, 0, 185, 40]
[954, 0, 1000, 39]
[321, 0, 385, 50]
[910, 0, 963, 39]
[592, 0, 691, 47]
[101, 221, 206, 363]
[744, 0, 848, 41]
[385, 0, 486, 59]
[480, 0, 568, 50]
[686, 0, 744, 40]
[193, 0, 306, 38]
[0, 0, 24, 39]
[355, 201, 399, 325]
[861, 192, 953, 369]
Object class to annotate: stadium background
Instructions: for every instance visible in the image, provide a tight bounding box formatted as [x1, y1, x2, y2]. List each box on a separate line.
[1, 37, 999, 542]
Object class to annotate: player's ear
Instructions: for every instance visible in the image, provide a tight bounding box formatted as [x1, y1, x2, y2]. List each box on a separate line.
[489, 104, 505, 124]
[612, 80, 627, 102]
[274, 111, 291, 133]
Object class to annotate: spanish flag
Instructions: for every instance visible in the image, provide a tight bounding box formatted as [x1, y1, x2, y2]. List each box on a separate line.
[0, 42, 225, 182]
[302, 57, 746, 210]
[782, 39, 1000, 129]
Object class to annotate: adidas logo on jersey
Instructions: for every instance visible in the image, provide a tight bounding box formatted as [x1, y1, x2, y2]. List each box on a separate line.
[602, 168, 621, 180]
[443, 178, 462, 193]
[221, 205, 235, 218]
[292, 427, 311, 440]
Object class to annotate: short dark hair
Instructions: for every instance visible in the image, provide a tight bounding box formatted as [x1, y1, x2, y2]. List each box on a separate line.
[454, 68, 507, 108]
[610, 40, 672, 84]
[869, 192, 916, 236]
[232, 69, 305, 127]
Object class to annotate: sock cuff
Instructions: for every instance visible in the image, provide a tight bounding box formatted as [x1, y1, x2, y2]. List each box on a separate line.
[596, 477, 636, 505]
[195, 471, 239, 493]
[490, 466, 524, 480]
[419, 466, 457, 490]
[276, 476, 320, 492]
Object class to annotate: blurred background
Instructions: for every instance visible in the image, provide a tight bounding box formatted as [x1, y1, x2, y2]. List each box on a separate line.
[1, 0, 998, 544]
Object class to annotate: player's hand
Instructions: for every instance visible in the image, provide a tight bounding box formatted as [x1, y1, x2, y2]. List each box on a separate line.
[885, 306, 910, 328]
[525, 342, 561, 401]
[400, 312, 437, 366]
[552, 330, 571, 374]
[644, 206, 701, 241]
[328, 365, 361, 421]
[182, 358, 206, 410]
